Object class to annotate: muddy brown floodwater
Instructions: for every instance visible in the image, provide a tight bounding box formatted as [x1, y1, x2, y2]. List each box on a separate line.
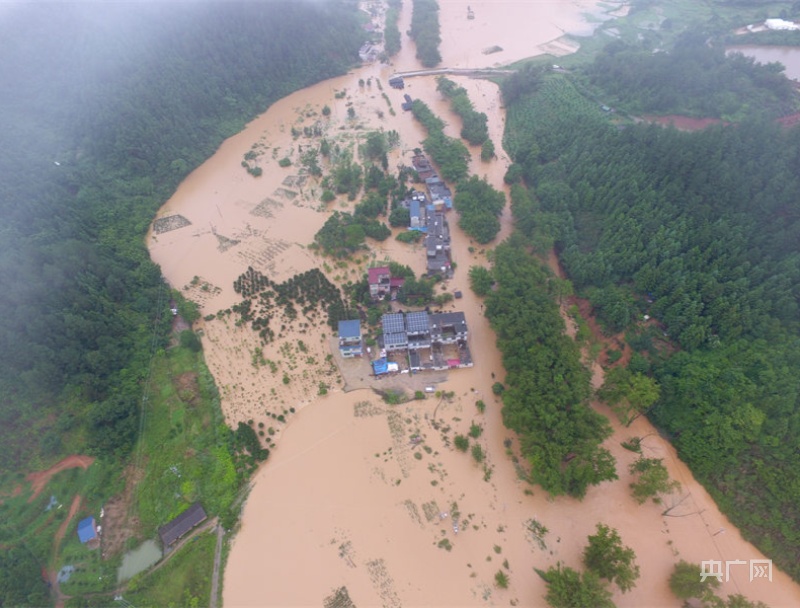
[147, 1, 800, 606]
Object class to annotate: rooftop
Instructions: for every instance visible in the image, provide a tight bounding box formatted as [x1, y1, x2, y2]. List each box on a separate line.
[406, 311, 430, 334]
[382, 313, 405, 335]
[368, 266, 391, 284]
[158, 502, 207, 547]
[338, 319, 361, 339]
[77, 517, 97, 544]
[430, 311, 467, 332]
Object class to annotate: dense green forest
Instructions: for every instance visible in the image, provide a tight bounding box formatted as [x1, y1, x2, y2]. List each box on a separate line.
[0, 1, 362, 603]
[436, 77, 490, 145]
[484, 238, 616, 498]
[410, 99, 471, 181]
[384, 0, 403, 57]
[584, 34, 796, 120]
[502, 36, 800, 580]
[0, 0, 362, 471]
[410, 0, 442, 67]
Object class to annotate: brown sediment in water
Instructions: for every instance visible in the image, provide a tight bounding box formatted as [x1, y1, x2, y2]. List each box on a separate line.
[148, 1, 800, 606]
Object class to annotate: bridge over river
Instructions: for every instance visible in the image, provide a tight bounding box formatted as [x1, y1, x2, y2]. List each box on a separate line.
[390, 67, 516, 79]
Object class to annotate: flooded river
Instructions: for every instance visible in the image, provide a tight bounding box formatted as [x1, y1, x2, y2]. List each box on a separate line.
[728, 45, 800, 81]
[148, 1, 800, 606]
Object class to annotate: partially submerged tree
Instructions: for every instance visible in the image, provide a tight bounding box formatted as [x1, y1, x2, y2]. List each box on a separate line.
[540, 563, 616, 608]
[629, 456, 680, 504]
[583, 524, 640, 593]
[598, 367, 660, 426]
[668, 560, 719, 604]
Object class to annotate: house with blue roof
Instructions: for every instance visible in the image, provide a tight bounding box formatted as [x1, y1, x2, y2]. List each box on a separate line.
[338, 319, 363, 358]
[77, 516, 98, 544]
[409, 199, 422, 229]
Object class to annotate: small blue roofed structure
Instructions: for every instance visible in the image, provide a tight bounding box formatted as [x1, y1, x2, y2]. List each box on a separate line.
[372, 357, 389, 375]
[77, 516, 97, 544]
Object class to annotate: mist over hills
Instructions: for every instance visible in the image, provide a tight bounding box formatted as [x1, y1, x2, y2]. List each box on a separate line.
[0, 0, 362, 471]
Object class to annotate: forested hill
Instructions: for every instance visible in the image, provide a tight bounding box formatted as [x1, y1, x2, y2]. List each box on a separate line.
[501, 42, 800, 580]
[0, 1, 362, 472]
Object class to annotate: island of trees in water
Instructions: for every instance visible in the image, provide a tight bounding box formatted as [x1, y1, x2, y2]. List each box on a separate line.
[496, 32, 800, 582]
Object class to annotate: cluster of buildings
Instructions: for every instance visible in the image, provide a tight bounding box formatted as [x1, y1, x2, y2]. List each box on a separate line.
[397, 154, 455, 277]
[337, 311, 473, 373]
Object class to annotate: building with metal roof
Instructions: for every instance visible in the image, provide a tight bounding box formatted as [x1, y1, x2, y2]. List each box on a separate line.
[77, 517, 97, 544]
[158, 502, 207, 549]
[338, 319, 363, 358]
[405, 311, 431, 350]
[429, 312, 468, 344]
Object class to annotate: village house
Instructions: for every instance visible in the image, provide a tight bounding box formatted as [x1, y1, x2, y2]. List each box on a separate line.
[429, 311, 468, 343]
[425, 212, 452, 277]
[338, 319, 363, 358]
[158, 502, 207, 550]
[377, 311, 472, 372]
[406, 311, 432, 350]
[411, 154, 436, 180]
[409, 199, 423, 229]
[382, 313, 408, 352]
[368, 266, 404, 300]
[77, 516, 98, 545]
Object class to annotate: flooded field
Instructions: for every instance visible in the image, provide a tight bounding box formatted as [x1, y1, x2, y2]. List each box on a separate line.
[148, 1, 800, 606]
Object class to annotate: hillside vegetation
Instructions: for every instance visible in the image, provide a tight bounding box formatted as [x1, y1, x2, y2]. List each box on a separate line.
[0, 1, 362, 604]
[502, 37, 800, 580]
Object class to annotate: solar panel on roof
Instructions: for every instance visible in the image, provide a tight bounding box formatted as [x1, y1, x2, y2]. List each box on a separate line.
[384, 332, 407, 346]
[382, 313, 404, 334]
[406, 312, 429, 333]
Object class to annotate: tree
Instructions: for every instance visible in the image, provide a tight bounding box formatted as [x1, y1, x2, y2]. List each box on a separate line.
[179, 330, 202, 352]
[454, 434, 469, 452]
[541, 563, 616, 608]
[669, 560, 720, 603]
[629, 457, 680, 504]
[389, 205, 410, 227]
[469, 265, 494, 297]
[364, 131, 388, 162]
[598, 367, 660, 426]
[481, 139, 495, 161]
[583, 524, 640, 593]
[717, 595, 769, 608]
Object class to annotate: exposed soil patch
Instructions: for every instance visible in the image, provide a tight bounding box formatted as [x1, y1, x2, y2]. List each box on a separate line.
[174, 371, 201, 408]
[101, 464, 144, 559]
[27, 455, 94, 502]
[777, 111, 800, 128]
[568, 295, 632, 370]
[641, 114, 727, 131]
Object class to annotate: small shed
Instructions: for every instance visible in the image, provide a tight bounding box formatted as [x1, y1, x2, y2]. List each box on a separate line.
[77, 517, 98, 544]
[158, 502, 207, 548]
[372, 357, 389, 375]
